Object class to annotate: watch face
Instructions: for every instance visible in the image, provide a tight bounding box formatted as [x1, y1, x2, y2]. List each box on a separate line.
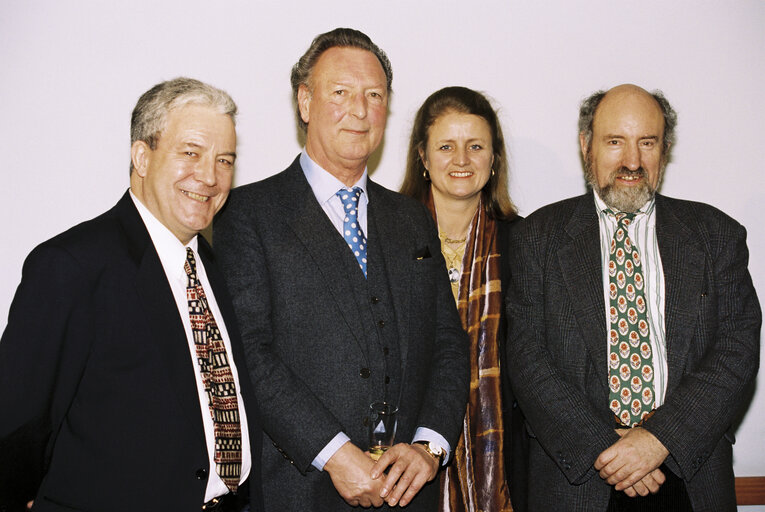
[428, 442, 443, 456]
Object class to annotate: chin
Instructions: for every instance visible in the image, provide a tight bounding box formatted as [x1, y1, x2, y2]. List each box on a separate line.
[599, 183, 654, 213]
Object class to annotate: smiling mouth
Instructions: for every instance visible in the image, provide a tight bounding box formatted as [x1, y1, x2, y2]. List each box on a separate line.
[182, 190, 210, 202]
[613, 168, 645, 184]
[449, 171, 474, 178]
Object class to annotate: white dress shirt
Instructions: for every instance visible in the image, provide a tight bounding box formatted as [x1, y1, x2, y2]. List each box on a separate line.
[130, 191, 251, 501]
[594, 192, 668, 407]
[300, 150, 451, 469]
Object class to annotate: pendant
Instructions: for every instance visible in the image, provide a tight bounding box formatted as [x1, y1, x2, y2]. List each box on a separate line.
[448, 267, 460, 283]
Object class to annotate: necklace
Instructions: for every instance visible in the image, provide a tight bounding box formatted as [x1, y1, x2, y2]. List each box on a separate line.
[443, 235, 467, 245]
[439, 231, 467, 284]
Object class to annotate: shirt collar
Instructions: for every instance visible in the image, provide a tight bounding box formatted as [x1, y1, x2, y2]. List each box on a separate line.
[129, 189, 198, 276]
[300, 148, 368, 204]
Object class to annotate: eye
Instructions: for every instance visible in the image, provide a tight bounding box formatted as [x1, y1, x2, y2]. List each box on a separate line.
[470, 144, 483, 151]
[334, 89, 346, 96]
[218, 158, 234, 167]
[641, 140, 656, 148]
[439, 144, 452, 151]
[184, 151, 198, 158]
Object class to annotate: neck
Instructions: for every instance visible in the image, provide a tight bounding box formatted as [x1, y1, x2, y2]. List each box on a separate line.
[305, 144, 366, 187]
[433, 193, 480, 239]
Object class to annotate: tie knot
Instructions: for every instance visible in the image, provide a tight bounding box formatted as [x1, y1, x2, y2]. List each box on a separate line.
[336, 187, 363, 208]
[184, 247, 197, 278]
[606, 209, 637, 228]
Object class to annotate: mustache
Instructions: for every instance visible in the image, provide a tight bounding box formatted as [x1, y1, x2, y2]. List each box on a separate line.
[614, 167, 646, 177]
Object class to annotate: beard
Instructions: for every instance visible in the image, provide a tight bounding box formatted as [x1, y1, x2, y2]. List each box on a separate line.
[585, 157, 663, 213]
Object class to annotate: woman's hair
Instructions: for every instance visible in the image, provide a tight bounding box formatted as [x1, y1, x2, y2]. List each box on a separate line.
[400, 86, 517, 220]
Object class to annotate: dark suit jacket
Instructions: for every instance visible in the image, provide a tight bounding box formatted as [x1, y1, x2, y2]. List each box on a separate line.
[505, 192, 761, 512]
[214, 156, 469, 511]
[496, 217, 529, 512]
[0, 192, 263, 512]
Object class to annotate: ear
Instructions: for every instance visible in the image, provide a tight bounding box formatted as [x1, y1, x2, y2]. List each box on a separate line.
[131, 140, 151, 177]
[579, 132, 589, 160]
[297, 84, 311, 125]
[418, 146, 428, 170]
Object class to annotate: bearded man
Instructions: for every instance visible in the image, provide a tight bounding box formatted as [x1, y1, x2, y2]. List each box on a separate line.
[505, 84, 760, 512]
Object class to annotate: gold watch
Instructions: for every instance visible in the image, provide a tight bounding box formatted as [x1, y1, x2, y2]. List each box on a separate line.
[413, 441, 445, 465]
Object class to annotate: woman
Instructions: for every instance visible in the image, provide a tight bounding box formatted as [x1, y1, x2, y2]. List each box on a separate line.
[400, 86, 523, 512]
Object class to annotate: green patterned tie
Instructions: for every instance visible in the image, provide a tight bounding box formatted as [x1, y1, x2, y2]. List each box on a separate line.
[606, 211, 655, 427]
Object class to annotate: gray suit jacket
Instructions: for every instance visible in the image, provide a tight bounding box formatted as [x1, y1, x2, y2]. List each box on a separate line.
[214, 157, 469, 511]
[505, 192, 761, 512]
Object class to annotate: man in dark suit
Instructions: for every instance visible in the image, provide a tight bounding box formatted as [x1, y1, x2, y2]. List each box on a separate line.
[0, 78, 262, 512]
[506, 84, 760, 512]
[214, 28, 469, 511]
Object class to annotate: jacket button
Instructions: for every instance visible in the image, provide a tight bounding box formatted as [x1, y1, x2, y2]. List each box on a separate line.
[385, 375, 390, 384]
[360, 368, 371, 378]
[383, 347, 389, 355]
[196, 468, 208, 480]
[371, 296, 380, 304]
[378, 320, 385, 328]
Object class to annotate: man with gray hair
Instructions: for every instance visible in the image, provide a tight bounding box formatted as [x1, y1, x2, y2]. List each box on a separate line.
[506, 84, 760, 511]
[215, 28, 468, 511]
[0, 77, 263, 511]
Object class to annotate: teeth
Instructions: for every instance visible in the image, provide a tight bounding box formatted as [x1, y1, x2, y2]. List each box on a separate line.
[183, 190, 209, 202]
[450, 171, 473, 177]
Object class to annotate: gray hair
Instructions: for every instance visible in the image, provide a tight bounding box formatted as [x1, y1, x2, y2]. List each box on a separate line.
[290, 27, 393, 132]
[130, 77, 237, 173]
[578, 88, 677, 157]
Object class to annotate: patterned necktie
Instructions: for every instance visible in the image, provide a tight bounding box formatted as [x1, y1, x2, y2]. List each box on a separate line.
[606, 211, 655, 427]
[184, 248, 242, 491]
[336, 187, 368, 278]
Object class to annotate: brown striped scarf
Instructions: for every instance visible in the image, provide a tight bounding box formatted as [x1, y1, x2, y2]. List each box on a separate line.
[426, 192, 513, 512]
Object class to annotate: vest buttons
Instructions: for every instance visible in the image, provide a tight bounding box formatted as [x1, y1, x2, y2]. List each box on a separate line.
[360, 368, 371, 379]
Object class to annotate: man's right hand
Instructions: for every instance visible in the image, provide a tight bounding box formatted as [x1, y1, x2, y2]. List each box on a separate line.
[323, 441, 384, 507]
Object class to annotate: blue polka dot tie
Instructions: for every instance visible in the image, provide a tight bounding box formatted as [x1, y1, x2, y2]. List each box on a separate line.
[336, 187, 367, 278]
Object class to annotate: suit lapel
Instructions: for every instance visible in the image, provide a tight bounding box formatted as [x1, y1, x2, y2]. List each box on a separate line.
[277, 160, 370, 359]
[655, 195, 704, 392]
[115, 193, 206, 442]
[558, 194, 609, 394]
[367, 183, 411, 366]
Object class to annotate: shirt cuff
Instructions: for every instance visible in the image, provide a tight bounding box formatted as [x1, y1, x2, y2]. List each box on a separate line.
[311, 432, 351, 471]
[412, 427, 451, 466]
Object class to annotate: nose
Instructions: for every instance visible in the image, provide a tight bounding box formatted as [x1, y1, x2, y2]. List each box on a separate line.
[453, 146, 469, 166]
[195, 155, 217, 186]
[622, 143, 641, 171]
[350, 93, 368, 119]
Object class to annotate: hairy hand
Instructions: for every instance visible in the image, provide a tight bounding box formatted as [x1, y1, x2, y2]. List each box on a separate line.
[594, 427, 669, 491]
[369, 442, 439, 507]
[324, 441, 384, 507]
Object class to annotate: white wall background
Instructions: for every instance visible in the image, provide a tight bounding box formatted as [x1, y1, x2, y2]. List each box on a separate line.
[2, 0, 763, 506]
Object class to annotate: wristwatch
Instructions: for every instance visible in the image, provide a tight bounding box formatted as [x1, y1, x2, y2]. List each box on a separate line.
[413, 440, 445, 465]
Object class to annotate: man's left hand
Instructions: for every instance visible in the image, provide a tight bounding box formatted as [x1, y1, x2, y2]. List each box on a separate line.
[369, 442, 439, 507]
[594, 427, 669, 490]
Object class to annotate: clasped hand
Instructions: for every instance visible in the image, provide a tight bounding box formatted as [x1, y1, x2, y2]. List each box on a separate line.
[325, 441, 438, 507]
[594, 427, 669, 497]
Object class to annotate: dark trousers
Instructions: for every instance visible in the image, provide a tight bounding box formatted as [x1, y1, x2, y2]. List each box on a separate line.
[606, 464, 693, 512]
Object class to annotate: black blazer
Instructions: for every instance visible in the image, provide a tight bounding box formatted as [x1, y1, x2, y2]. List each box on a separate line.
[505, 192, 761, 512]
[214, 156, 469, 511]
[0, 192, 263, 512]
